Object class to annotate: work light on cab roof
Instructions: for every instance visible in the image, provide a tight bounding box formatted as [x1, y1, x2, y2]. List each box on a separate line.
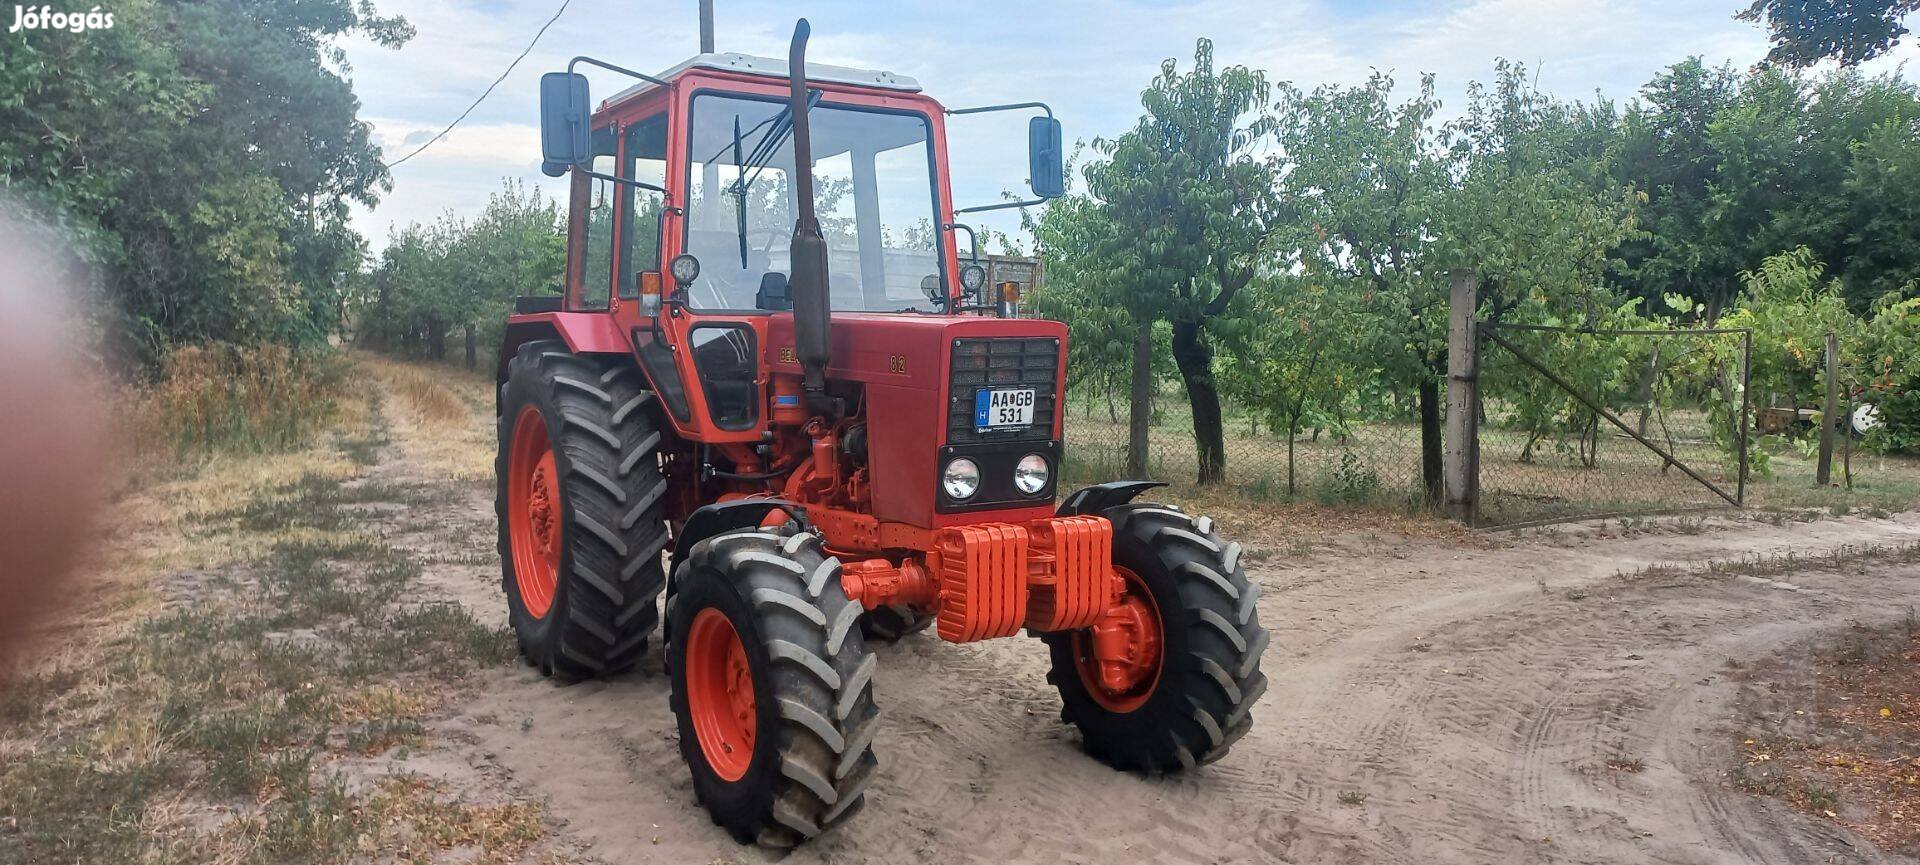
[492, 13, 1268, 848]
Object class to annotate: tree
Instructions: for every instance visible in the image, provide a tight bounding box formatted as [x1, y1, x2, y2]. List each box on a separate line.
[1276, 71, 1451, 500]
[0, 0, 410, 366]
[1857, 292, 1920, 453]
[1739, 0, 1920, 67]
[1219, 274, 1374, 494]
[1081, 39, 1282, 484]
[355, 180, 565, 360]
[1605, 59, 1744, 316]
[1027, 189, 1140, 427]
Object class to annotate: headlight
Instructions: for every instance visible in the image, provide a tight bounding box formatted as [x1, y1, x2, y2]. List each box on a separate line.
[942, 457, 981, 500]
[1013, 453, 1050, 494]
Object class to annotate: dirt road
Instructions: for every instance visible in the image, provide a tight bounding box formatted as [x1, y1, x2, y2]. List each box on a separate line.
[356, 371, 1920, 865]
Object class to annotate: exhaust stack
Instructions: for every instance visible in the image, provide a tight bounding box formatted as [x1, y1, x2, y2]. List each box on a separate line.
[786, 18, 833, 414]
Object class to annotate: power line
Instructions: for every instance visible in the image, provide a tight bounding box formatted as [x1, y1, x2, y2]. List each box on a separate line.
[382, 0, 574, 169]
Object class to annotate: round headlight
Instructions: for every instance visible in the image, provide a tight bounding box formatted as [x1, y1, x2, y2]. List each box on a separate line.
[669, 253, 701, 286]
[960, 263, 987, 293]
[942, 457, 981, 500]
[1013, 453, 1050, 495]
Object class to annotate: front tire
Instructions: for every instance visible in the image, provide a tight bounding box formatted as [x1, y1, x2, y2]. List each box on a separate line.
[667, 530, 880, 847]
[497, 340, 669, 679]
[1041, 503, 1268, 772]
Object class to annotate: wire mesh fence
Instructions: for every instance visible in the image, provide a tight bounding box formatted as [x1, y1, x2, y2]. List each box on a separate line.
[1472, 324, 1751, 528]
[1057, 328, 1920, 528]
[1061, 387, 1431, 510]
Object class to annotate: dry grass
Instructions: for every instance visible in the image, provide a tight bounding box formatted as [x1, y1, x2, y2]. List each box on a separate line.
[0, 352, 530, 865]
[1732, 619, 1920, 857]
[1145, 484, 1488, 555]
[1613, 541, 1920, 583]
[127, 344, 355, 464]
[357, 353, 495, 485]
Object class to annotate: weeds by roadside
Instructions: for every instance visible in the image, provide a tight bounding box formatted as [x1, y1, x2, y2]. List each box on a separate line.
[128, 343, 353, 464]
[1613, 541, 1920, 583]
[358, 353, 496, 485]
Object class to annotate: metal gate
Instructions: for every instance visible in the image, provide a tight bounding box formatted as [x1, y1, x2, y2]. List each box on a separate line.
[1469, 322, 1753, 529]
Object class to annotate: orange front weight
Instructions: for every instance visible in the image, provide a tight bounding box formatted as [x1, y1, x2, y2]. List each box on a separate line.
[1025, 515, 1114, 631]
[932, 524, 1029, 642]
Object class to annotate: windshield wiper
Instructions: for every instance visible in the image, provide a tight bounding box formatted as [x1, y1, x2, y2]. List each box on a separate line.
[732, 115, 747, 268]
[701, 91, 824, 268]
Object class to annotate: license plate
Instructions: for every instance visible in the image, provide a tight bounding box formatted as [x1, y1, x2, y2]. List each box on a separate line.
[975, 388, 1036, 430]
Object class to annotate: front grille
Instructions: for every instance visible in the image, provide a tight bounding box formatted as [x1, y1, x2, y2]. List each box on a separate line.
[946, 337, 1059, 444]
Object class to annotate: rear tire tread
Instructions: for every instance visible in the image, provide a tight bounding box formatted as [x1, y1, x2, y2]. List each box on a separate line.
[497, 340, 668, 679]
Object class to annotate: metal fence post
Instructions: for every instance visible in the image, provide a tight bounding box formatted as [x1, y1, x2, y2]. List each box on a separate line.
[1445, 268, 1480, 525]
[1816, 330, 1838, 487]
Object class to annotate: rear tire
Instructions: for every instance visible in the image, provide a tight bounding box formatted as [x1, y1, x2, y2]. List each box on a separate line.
[667, 530, 880, 847]
[1040, 503, 1268, 773]
[497, 340, 669, 679]
[858, 604, 934, 643]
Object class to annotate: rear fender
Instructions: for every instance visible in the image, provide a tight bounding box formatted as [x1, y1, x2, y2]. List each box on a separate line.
[497, 312, 634, 411]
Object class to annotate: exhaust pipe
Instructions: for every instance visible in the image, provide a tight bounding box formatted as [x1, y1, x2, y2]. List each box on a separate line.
[786, 19, 833, 414]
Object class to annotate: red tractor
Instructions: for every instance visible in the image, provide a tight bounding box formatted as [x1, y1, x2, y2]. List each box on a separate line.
[497, 19, 1267, 846]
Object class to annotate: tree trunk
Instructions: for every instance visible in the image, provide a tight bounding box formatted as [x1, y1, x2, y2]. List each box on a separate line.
[1287, 417, 1298, 497]
[427, 319, 446, 361]
[464, 325, 478, 370]
[1419, 377, 1443, 506]
[1126, 317, 1153, 480]
[1171, 317, 1225, 485]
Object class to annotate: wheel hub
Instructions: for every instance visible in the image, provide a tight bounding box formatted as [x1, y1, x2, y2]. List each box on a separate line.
[506, 406, 561, 619]
[1075, 566, 1163, 712]
[526, 460, 557, 559]
[686, 607, 757, 781]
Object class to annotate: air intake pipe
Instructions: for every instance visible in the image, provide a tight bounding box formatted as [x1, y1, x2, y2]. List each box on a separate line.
[785, 19, 833, 415]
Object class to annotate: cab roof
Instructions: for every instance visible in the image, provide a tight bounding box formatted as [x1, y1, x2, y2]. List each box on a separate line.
[603, 51, 921, 109]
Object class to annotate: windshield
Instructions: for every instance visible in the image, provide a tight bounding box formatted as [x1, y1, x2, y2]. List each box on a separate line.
[685, 92, 944, 312]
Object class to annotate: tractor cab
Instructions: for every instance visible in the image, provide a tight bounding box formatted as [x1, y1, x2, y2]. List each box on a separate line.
[507, 38, 1069, 533]
[492, 19, 1266, 848]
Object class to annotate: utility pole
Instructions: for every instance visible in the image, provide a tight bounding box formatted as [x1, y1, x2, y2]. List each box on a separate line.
[699, 0, 715, 52]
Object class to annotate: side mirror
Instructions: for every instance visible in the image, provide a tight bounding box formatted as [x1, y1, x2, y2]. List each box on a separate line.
[1028, 116, 1064, 199]
[539, 72, 591, 177]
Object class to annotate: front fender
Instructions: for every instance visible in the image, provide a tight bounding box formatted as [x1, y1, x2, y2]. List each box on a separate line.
[1056, 480, 1168, 517]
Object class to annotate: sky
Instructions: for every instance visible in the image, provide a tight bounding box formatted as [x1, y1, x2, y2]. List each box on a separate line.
[337, 0, 1920, 252]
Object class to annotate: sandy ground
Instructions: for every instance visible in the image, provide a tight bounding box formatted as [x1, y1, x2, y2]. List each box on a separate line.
[351, 372, 1920, 865]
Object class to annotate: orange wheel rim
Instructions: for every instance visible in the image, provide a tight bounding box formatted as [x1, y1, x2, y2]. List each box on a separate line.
[686, 607, 757, 781]
[1073, 565, 1164, 713]
[507, 405, 561, 619]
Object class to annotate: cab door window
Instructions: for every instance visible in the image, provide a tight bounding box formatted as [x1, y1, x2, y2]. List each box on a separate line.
[617, 114, 669, 298]
[579, 126, 618, 310]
